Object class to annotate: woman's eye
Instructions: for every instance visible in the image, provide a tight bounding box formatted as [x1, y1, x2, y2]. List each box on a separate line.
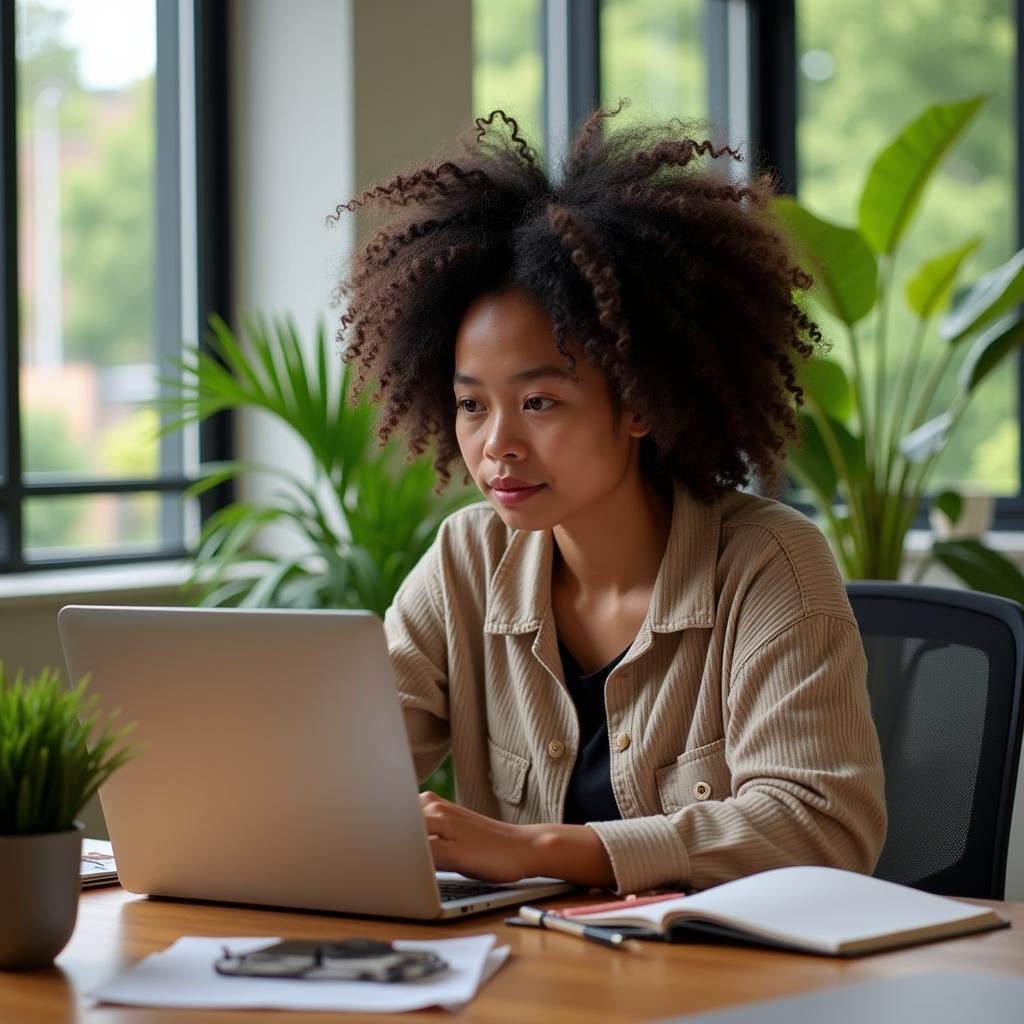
[456, 398, 481, 413]
[525, 397, 555, 412]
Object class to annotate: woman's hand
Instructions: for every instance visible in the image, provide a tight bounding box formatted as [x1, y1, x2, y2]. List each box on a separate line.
[419, 791, 616, 888]
[419, 790, 541, 882]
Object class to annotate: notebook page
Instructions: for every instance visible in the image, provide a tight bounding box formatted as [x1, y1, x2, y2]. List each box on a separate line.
[669, 867, 995, 948]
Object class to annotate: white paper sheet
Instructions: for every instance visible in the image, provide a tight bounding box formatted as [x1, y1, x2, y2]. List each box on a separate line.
[434, 870, 567, 886]
[88, 934, 510, 1013]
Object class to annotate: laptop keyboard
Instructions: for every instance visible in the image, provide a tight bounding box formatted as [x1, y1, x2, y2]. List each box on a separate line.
[438, 882, 508, 903]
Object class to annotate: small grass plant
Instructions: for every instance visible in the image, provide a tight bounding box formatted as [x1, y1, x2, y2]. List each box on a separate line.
[0, 663, 141, 836]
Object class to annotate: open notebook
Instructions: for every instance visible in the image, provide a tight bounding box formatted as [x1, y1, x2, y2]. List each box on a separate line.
[81, 838, 118, 889]
[568, 866, 1009, 956]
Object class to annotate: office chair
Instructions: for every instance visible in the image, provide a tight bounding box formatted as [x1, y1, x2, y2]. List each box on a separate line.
[846, 581, 1024, 899]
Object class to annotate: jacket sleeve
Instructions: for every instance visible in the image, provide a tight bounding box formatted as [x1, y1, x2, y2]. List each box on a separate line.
[381, 534, 452, 782]
[587, 613, 888, 894]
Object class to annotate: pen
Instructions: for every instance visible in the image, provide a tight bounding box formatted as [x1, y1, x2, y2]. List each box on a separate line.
[517, 905, 636, 951]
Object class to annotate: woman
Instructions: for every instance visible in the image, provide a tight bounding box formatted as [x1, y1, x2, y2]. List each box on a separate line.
[328, 104, 886, 895]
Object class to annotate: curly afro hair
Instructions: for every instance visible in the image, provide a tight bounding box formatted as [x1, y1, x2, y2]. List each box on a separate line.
[326, 101, 824, 499]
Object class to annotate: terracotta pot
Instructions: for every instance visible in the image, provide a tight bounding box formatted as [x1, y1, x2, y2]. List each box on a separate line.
[0, 822, 84, 970]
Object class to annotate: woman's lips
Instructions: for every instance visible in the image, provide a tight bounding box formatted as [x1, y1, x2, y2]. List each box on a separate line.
[491, 483, 546, 507]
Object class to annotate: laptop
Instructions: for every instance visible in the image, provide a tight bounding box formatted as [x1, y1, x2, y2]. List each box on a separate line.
[57, 605, 576, 919]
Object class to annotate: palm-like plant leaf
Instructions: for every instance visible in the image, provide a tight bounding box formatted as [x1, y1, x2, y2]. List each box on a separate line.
[159, 312, 478, 620]
[939, 248, 1024, 344]
[772, 198, 877, 325]
[858, 96, 985, 255]
[905, 239, 982, 319]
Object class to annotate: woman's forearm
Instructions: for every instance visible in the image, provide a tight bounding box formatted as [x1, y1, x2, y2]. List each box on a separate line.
[525, 823, 616, 889]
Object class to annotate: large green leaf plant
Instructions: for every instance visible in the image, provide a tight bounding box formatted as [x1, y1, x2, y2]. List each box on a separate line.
[159, 311, 478, 617]
[775, 95, 1024, 599]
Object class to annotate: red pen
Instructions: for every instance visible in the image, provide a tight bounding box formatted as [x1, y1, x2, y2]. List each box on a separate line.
[559, 891, 688, 918]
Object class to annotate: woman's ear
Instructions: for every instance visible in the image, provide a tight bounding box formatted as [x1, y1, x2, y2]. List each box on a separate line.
[627, 412, 650, 439]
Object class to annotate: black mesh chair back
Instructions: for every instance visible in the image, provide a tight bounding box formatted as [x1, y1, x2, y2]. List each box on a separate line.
[846, 582, 1024, 899]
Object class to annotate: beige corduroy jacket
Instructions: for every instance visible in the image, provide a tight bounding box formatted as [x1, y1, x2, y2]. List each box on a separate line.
[382, 480, 887, 894]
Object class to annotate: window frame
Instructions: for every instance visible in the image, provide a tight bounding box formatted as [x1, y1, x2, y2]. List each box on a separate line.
[0, 0, 232, 574]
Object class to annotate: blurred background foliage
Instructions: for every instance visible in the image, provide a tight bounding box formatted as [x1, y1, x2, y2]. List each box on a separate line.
[18, 0, 153, 370]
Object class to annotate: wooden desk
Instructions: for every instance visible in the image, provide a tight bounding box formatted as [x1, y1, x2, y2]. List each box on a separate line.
[3, 888, 1023, 1023]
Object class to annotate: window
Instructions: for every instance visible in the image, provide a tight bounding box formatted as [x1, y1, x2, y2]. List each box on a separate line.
[472, 0, 544, 148]
[1, 0, 228, 571]
[600, 0, 707, 126]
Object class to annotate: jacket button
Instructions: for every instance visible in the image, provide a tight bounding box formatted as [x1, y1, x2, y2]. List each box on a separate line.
[547, 740, 565, 759]
[615, 731, 631, 751]
[693, 781, 712, 800]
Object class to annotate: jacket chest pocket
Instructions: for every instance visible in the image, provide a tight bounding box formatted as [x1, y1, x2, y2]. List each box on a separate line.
[487, 737, 530, 808]
[655, 738, 732, 813]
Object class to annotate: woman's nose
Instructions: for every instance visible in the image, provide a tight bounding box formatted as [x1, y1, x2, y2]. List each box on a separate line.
[482, 415, 527, 462]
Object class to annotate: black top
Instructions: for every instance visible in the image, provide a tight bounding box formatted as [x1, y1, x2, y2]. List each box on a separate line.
[558, 637, 629, 825]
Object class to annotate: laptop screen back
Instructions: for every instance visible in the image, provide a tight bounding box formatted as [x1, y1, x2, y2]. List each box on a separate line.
[58, 605, 444, 918]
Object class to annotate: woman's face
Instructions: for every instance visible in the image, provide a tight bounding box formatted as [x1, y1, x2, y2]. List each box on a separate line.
[453, 286, 647, 531]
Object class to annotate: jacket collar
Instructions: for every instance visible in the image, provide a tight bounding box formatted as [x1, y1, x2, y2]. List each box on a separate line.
[483, 479, 720, 635]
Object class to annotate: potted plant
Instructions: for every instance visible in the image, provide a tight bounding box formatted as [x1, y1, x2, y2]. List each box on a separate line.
[0, 664, 139, 969]
[157, 311, 478, 796]
[773, 94, 1024, 599]
[158, 311, 477, 615]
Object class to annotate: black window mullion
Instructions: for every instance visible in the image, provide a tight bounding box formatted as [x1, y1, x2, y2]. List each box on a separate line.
[705, 0, 729, 144]
[542, 0, 599, 182]
[194, 0, 233, 525]
[747, 0, 797, 194]
[156, 0, 185, 549]
[0, 0, 22, 570]
[568, 0, 600, 136]
[22, 548, 191, 572]
[24, 477, 194, 497]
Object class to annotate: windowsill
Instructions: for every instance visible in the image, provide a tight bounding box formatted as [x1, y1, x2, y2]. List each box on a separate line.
[903, 528, 1024, 558]
[0, 560, 195, 608]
